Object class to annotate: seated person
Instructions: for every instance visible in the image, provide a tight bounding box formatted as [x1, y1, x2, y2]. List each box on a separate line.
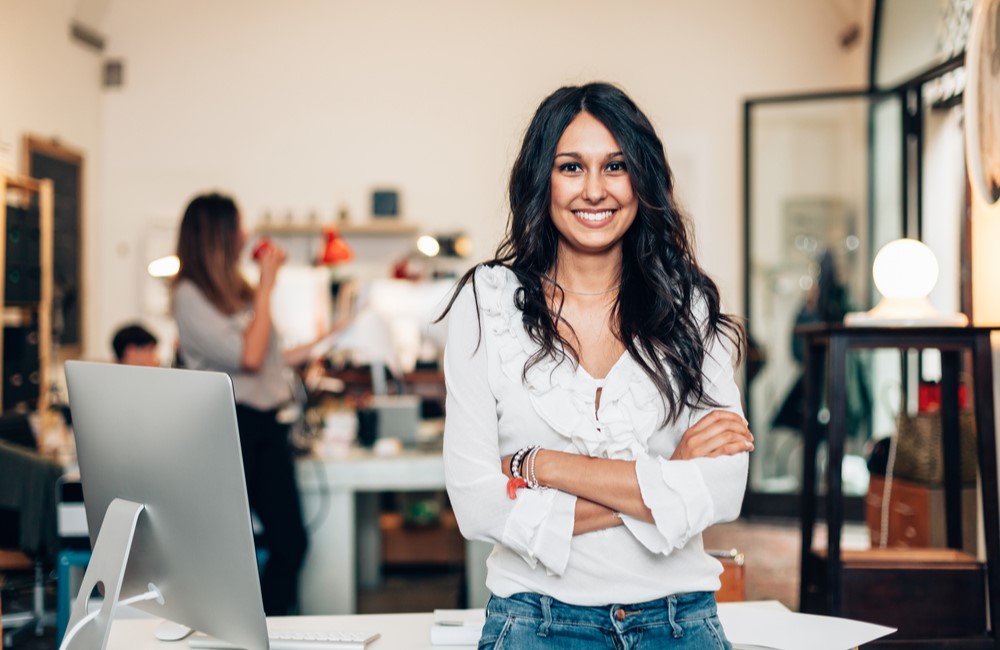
[111, 323, 160, 367]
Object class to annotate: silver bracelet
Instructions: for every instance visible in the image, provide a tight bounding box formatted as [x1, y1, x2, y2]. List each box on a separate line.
[526, 446, 544, 489]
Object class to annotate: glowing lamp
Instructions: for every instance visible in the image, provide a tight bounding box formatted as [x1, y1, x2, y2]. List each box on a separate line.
[318, 227, 354, 265]
[844, 238, 968, 326]
[147, 255, 179, 278]
[416, 235, 440, 257]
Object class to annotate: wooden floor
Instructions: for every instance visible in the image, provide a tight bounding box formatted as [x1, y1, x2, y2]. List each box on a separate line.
[1, 517, 813, 649]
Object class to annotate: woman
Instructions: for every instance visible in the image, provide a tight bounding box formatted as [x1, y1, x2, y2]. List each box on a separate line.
[171, 192, 321, 615]
[442, 83, 752, 649]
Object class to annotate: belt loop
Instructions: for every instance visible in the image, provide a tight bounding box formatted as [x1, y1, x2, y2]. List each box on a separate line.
[667, 595, 683, 639]
[537, 595, 552, 637]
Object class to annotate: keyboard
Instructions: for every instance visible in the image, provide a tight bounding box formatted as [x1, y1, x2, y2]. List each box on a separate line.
[188, 629, 381, 649]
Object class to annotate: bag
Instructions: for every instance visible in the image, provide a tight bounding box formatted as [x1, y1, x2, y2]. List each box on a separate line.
[894, 410, 977, 486]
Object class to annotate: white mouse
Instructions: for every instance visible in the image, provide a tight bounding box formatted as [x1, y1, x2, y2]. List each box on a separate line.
[153, 620, 194, 642]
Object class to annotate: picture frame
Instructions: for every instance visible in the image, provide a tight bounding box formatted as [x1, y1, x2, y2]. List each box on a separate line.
[964, 0, 1000, 206]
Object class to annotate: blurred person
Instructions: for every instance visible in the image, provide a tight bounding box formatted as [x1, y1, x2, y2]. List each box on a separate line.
[170, 192, 340, 615]
[440, 83, 752, 649]
[111, 322, 160, 367]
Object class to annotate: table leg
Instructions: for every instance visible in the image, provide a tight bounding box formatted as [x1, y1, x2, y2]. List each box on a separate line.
[940, 349, 963, 550]
[824, 336, 847, 617]
[299, 488, 354, 615]
[972, 334, 1000, 649]
[464, 540, 492, 609]
[799, 337, 823, 612]
[356, 493, 381, 590]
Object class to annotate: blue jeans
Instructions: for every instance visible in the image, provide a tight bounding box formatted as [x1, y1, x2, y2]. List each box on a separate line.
[478, 591, 731, 650]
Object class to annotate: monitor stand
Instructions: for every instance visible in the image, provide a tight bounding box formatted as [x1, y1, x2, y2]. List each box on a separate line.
[61, 498, 147, 650]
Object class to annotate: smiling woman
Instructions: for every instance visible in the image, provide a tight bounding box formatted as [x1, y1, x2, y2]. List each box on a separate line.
[437, 82, 750, 650]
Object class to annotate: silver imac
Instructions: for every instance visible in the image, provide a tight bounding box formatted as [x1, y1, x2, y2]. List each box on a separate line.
[63, 361, 269, 650]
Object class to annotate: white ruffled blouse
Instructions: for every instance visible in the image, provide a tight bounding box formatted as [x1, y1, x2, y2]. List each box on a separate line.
[443, 265, 748, 606]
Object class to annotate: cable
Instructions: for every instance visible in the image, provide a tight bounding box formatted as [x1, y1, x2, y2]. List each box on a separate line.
[878, 430, 899, 549]
[58, 583, 163, 650]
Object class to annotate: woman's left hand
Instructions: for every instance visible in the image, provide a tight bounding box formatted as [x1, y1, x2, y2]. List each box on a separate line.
[671, 410, 753, 460]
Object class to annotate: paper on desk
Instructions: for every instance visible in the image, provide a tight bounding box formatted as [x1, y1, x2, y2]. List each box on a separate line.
[718, 603, 896, 650]
[430, 609, 484, 646]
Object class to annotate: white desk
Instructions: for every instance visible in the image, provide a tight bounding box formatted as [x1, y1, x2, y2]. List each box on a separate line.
[103, 603, 889, 650]
[106, 613, 446, 650]
[295, 447, 490, 615]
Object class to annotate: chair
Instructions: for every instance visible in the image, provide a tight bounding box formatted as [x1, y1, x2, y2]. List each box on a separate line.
[0, 425, 62, 647]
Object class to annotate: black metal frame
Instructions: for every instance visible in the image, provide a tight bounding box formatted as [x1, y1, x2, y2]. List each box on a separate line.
[740, 1, 969, 518]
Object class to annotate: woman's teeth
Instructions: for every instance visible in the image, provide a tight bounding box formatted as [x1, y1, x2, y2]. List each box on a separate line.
[575, 210, 614, 222]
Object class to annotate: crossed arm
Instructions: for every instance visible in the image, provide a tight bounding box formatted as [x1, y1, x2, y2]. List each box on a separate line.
[501, 410, 753, 535]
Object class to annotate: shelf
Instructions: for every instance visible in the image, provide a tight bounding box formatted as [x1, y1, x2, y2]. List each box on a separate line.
[1, 174, 43, 193]
[257, 221, 419, 238]
[0, 172, 54, 413]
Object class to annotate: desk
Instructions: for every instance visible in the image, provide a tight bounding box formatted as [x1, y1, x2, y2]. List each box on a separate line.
[295, 447, 490, 615]
[103, 602, 891, 650]
[796, 325, 1000, 646]
[106, 612, 444, 650]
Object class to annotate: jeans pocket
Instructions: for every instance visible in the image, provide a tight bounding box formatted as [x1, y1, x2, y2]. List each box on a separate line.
[636, 615, 731, 650]
[477, 613, 514, 650]
[702, 614, 732, 650]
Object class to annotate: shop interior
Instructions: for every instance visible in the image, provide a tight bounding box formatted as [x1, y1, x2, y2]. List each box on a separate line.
[2, 0, 1000, 648]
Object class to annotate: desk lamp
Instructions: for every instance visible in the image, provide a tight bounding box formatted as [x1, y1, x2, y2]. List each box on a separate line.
[317, 227, 354, 265]
[844, 238, 968, 326]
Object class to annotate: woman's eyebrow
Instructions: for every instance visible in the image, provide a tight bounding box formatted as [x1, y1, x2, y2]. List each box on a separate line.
[554, 150, 625, 159]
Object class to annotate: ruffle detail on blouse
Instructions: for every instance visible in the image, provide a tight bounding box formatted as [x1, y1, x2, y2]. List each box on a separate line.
[474, 265, 661, 460]
[632, 455, 715, 554]
[501, 488, 576, 575]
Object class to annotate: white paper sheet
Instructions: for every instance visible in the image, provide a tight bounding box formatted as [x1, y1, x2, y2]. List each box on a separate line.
[718, 602, 896, 650]
[430, 609, 485, 646]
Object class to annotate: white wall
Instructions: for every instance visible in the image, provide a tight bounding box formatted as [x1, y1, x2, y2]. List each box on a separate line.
[0, 0, 105, 362]
[8, 0, 870, 358]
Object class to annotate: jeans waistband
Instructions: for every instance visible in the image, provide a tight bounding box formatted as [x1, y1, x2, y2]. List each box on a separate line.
[487, 590, 718, 630]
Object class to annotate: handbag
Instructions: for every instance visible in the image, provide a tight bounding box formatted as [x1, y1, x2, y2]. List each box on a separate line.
[893, 410, 977, 486]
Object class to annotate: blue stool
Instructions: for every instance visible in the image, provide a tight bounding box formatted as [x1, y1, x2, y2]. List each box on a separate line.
[55, 548, 92, 646]
[55, 547, 270, 645]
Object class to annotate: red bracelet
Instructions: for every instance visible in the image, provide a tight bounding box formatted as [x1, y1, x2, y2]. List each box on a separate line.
[506, 477, 528, 499]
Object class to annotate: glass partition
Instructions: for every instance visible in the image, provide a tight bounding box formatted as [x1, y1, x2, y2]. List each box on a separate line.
[745, 94, 898, 505]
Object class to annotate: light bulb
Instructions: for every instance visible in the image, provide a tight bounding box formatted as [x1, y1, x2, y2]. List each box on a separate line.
[416, 235, 440, 257]
[872, 239, 938, 299]
[844, 237, 967, 327]
[147, 255, 179, 278]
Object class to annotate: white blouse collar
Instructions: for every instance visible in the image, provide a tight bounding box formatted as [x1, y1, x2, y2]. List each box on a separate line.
[475, 265, 663, 459]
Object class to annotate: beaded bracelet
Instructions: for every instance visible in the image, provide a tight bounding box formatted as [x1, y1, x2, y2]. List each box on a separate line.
[506, 446, 534, 499]
[510, 446, 533, 479]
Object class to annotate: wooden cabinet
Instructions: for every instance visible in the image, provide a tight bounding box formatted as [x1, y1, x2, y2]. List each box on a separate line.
[796, 324, 1000, 647]
[865, 475, 977, 554]
[0, 173, 53, 413]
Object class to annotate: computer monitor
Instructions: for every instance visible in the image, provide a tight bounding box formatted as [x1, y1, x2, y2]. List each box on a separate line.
[63, 361, 269, 650]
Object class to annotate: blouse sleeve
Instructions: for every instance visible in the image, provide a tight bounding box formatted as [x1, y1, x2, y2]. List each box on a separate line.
[173, 281, 246, 373]
[443, 284, 576, 575]
[621, 317, 749, 555]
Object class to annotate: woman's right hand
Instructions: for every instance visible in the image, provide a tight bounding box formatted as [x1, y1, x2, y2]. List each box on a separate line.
[670, 410, 753, 460]
[254, 241, 286, 290]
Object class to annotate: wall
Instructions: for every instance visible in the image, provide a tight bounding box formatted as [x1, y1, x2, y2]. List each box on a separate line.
[90, 0, 870, 357]
[0, 0, 104, 364]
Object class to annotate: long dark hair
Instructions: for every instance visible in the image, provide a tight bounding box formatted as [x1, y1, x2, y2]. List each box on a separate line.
[172, 192, 254, 314]
[442, 82, 744, 423]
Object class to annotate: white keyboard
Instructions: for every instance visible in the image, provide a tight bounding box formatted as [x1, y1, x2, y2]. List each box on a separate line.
[188, 629, 381, 649]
